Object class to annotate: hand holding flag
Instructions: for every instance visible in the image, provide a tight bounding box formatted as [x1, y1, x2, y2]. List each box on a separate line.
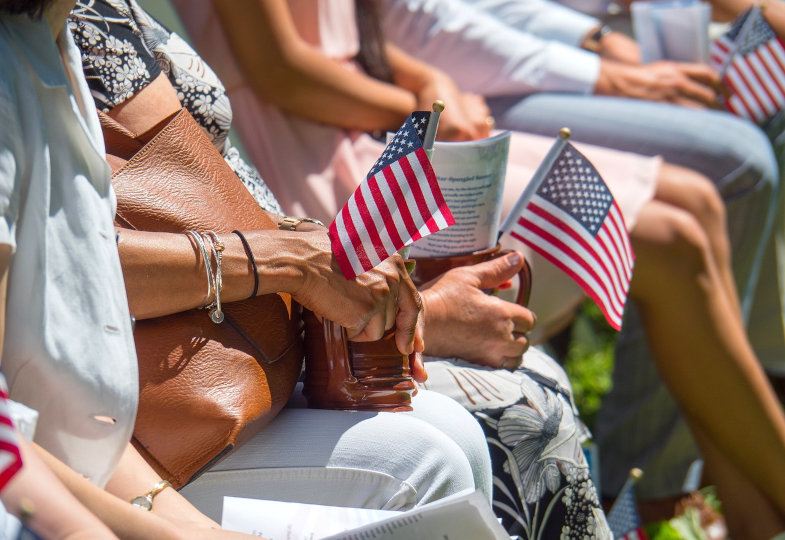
[499, 129, 634, 330]
[329, 107, 454, 280]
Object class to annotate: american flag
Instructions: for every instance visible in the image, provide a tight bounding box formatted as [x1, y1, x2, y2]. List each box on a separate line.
[507, 141, 633, 330]
[607, 468, 648, 540]
[0, 387, 21, 492]
[329, 112, 454, 280]
[710, 6, 785, 124]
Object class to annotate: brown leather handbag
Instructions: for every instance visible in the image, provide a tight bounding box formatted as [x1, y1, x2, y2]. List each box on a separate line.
[100, 108, 303, 489]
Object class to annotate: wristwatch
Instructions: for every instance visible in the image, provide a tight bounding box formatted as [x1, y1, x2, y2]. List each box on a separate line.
[130, 480, 171, 511]
[582, 24, 612, 53]
[277, 216, 325, 231]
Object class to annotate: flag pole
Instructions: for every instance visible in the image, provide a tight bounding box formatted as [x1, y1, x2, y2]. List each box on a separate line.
[613, 467, 643, 505]
[423, 100, 445, 160]
[498, 127, 571, 241]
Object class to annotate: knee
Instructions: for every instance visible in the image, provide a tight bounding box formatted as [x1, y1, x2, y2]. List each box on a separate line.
[635, 208, 713, 280]
[385, 413, 479, 505]
[407, 390, 492, 501]
[714, 119, 778, 195]
[686, 172, 727, 229]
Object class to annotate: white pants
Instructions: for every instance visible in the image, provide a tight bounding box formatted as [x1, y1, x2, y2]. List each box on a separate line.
[180, 389, 492, 522]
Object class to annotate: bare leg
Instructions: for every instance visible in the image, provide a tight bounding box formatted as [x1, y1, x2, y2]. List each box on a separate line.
[693, 423, 784, 539]
[653, 163, 742, 324]
[629, 198, 785, 530]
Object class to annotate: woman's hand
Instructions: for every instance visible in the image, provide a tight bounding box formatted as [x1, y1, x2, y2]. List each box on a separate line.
[416, 70, 490, 141]
[420, 251, 535, 369]
[281, 230, 423, 356]
[458, 93, 493, 140]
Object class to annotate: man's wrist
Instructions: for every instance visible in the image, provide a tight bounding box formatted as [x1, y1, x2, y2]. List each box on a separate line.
[581, 24, 612, 53]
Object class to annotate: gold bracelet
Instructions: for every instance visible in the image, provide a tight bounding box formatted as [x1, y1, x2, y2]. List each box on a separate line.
[130, 480, 172, 511]
[277, 216, 325, 231]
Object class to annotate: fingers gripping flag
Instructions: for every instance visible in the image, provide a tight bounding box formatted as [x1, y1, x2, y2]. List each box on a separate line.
[711, 6, 785, 124]
[329, 112, 454, 280]
[508, 142, 634, 330]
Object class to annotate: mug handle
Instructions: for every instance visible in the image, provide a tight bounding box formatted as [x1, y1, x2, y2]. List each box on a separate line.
[491, 249, 532, 307]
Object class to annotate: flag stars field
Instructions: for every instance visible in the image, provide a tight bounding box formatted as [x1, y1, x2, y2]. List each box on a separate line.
[507, 140, 633, 330]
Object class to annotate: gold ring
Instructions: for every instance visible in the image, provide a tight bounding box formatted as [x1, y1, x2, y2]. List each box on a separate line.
[485, 116, 496, 129]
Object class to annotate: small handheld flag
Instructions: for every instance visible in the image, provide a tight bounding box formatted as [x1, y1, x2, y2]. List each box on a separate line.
[329, 108, 454, 280]
[499, 129, 634, 330]
[710, 6, 785, 124]
[607, 468, 648, 540]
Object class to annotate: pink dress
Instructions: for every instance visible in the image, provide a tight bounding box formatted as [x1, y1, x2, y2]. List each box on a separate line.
[174, 0, 660, 338]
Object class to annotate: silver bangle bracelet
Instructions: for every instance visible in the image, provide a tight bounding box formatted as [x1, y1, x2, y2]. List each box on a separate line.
[204, 231, 225, 324]
[186, 230, 213, 309]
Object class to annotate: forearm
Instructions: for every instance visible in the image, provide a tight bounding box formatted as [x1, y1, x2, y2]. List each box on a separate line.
[1, 439, 116, 540]
[386, 44, 440, 96]
[35, 444, 189, 540]
[118, 228, 320, 320]
[212, 0, 416, 132]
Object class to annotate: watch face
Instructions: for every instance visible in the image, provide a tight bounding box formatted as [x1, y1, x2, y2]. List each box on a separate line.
[131, 495, 153, 511]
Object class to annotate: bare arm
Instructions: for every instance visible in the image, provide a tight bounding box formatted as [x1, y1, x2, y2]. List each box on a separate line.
[2, 439, 117, 539]
[386, 44, 492, 141]
[36, 443, 261, 540]
[118, 227, 422, 353]
[211, 0, 416, 133]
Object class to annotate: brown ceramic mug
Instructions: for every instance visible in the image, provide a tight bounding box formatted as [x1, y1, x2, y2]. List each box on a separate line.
[409, 243, 532, 306]
[302, 309, 417, 412]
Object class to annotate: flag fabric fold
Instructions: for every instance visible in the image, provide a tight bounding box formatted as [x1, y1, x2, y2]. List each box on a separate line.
[507, 141, 634, 330]
[329, 112, 454, 280]
[710, 6, 785, 124]
[0, 387, 21, 492]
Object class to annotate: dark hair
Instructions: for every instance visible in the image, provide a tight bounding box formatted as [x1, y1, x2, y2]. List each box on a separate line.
[0, 0, 54, 17]
[354, 0, 393, 83]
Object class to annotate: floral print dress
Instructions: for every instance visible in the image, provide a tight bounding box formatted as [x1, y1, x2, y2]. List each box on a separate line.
[68, 1, 612, 537]
[69, 0, 282, 214]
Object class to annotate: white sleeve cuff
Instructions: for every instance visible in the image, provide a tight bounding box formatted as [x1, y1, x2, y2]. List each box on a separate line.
[516, 43, 601, 95]
[520, 3, 602, 46]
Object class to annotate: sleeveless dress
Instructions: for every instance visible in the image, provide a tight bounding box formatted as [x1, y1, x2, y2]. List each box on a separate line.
[72, 1, 619, 536]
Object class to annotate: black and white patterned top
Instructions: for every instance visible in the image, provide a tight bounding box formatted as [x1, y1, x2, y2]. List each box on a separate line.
[69, 0, 283, 214]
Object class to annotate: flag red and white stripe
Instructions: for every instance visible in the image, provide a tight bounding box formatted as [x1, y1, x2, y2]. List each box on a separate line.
[711, 7, 785, 124]
[330, 112, 454, 280]
[507, 142, 633, 330]
[0, 388, 21, 491]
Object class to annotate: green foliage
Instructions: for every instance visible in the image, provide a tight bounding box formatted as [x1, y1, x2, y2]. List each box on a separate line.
[561, 301, 616, 430]
[649, 508, 707, 540]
